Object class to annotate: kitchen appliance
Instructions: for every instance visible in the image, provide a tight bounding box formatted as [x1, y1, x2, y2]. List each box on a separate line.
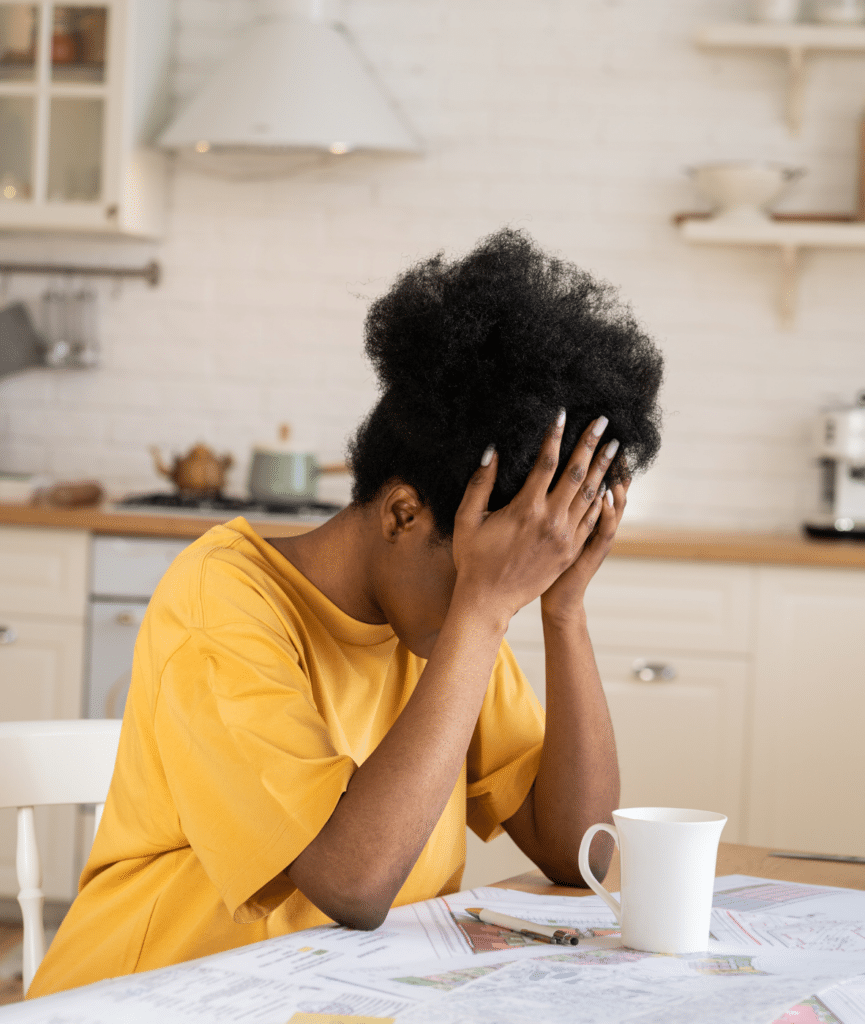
[86, 536, 189, 719]
[157, 0, 419, 179]
[688, 162, 805, 223]
[804, 391, 865, 539]
[115, 492, 342, 518]
[248, 424, 348, 503]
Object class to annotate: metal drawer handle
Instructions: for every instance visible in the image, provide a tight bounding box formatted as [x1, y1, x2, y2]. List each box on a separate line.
[0, 625, 18, 645]
[115, 612, 138, 626]
[632, 659, 676, 682]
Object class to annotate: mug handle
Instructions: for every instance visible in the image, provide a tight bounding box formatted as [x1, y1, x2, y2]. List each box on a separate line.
[578, 823, 622, 922]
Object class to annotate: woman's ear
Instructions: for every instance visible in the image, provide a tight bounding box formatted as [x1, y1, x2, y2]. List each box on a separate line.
[380, 484, 424, 543]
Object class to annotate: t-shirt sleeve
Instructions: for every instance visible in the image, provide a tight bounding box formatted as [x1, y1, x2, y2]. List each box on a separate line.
[155, 621, 356, 925]
[466, 639, 545, 842]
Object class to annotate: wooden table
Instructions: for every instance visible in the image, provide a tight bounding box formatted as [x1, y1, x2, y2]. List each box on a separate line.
[494, 841, 865, 895]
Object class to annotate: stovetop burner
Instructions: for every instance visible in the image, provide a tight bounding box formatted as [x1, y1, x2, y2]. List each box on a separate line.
[117, 492, 343, 517]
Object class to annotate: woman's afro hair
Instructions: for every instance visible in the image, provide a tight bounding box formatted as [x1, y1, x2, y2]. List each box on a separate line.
[347, 228, 664, 538]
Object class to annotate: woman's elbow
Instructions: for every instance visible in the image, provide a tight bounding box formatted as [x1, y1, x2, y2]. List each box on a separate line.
[327, 894, 389, 931]
[291, 870, 393, 931]
[541, 848, 612, 889]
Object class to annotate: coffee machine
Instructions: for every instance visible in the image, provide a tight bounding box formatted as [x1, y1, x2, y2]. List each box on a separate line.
[805, 391, 865, 539]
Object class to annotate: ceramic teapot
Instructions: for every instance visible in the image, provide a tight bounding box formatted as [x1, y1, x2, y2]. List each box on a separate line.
[151, 443, 233, 495]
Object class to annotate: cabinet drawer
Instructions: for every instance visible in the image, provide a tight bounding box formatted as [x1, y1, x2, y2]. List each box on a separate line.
[597, 649, 749, 844]
[0, 526, 89, 619]
[507, 560, 755, 655]
[587, 559, 755, 654]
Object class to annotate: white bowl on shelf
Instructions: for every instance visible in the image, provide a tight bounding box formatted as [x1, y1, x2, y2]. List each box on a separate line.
[687, 162, 805, 223]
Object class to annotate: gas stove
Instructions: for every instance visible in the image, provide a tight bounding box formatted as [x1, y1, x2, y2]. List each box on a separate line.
[114, 492, 343, 520]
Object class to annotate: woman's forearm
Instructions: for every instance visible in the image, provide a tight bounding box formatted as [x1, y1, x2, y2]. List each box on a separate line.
[286, 583, 507, 929]
[504, 610, 620, 886]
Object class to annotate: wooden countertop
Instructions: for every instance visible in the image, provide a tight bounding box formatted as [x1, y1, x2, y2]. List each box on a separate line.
[495, 841, 865, 896]
[611, 525, 865, 569]
[0, 502, 314, 539]
[1, 502, 865, 567]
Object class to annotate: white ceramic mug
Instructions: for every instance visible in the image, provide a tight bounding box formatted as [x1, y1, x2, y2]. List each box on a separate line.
[578, 807, 727, 954]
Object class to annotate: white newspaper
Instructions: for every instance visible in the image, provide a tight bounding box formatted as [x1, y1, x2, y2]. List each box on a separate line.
[393, 947, 865, 1024]
[4, 874, 864, 1023]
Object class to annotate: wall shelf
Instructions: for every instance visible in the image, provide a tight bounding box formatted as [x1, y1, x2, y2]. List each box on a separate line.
[696, 22, 865, 133]
[676, 213, 865, 325]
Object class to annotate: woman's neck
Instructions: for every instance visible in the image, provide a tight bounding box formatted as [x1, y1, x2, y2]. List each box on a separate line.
[266, 506, 388, 625]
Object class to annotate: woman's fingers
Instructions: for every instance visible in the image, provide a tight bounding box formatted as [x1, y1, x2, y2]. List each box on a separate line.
[584, 480, 625, 550]
[610, 480, 628, 527]
[454, 445, 498, 532]
[569, 436, 619, 518]
[551, 416, 608, 509]
[519, 409, 567, 503]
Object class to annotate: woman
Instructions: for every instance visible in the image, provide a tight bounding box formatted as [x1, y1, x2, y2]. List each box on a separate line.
[29, 229, 663, 997]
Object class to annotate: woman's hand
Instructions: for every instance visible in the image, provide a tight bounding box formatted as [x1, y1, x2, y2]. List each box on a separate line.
[540, 429, 630, 629]
[451, 411, 621, 627]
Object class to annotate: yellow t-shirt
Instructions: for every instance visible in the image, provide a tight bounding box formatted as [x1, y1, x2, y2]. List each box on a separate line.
[29, 518, 545, 998]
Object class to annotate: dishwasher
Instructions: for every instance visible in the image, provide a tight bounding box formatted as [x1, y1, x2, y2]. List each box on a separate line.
[86, 536, 190, 719]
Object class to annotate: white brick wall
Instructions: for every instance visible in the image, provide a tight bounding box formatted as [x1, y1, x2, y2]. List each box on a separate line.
[1, 0, 864, 528]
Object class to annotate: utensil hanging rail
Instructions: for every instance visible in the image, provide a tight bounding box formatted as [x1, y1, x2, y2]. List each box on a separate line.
[0, 260, 161, 287]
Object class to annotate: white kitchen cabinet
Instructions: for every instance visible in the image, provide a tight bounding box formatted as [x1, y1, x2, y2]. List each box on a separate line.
[596, 651, 749, 842]
[501, 558, 865, 867]
[0, 525, 89, 901]
[748, 566, 865, 857]
[507, 561, 755, 844]
[0, 0, 172, 236]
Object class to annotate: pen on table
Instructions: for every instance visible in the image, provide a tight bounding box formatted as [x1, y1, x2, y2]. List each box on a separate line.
[769, 850, 865, 865]
[465, 907, 580, 946]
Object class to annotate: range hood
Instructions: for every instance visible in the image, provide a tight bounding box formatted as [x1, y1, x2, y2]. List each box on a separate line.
[158, 0, 420, 178]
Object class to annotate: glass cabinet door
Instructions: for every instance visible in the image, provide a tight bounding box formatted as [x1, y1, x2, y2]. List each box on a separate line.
[0, 4, 37, 81]
[0, 1, 111, 219]
[51, 5, 106, 83]
[47, 95, 102, 201]
[0, 95, 35, 199]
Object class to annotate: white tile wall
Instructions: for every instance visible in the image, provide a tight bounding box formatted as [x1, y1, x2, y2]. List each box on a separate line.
[1, 0, 864, 527]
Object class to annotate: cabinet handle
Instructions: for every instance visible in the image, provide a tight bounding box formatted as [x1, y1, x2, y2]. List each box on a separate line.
[115, 612, 138, 626]
[632, 659, 676, 682]
[0, 625, 18, 645]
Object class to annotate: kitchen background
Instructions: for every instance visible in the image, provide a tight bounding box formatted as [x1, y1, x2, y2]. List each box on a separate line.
[1, 0, 865, 527]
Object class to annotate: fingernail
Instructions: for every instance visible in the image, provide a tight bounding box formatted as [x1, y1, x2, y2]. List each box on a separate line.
[598, 482, 607, 498]
[605, 489, 614, 506]
[605, 439, 620, 459]
[556, 408, 566, 428]
[592, 415, 609, 437]
[481, 445, 495, 467]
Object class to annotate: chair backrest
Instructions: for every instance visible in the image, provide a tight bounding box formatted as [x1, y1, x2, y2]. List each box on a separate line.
[0, 720, 122, 993]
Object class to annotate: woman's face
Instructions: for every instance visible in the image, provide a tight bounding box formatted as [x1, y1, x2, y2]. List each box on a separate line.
[374, 501, 458, 660]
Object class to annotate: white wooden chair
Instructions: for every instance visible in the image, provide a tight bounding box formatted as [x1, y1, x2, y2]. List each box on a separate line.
[0, 719, 122, 992]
